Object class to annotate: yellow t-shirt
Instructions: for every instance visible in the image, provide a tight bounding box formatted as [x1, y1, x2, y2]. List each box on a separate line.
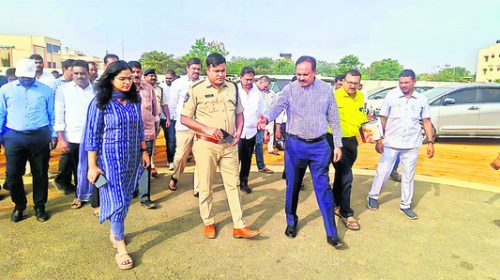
[327, 87, 367, 137]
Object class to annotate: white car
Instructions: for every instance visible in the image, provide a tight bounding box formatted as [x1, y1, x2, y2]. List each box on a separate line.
[424, 84, 500, 138]
[366, 86, 433, 116]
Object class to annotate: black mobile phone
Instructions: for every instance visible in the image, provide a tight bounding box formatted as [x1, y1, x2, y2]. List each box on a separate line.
[94, 174, 108, 188]
[221, 129, 234, 144]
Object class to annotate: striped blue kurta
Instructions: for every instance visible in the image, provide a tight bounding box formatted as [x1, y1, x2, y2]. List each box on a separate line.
[84, 98, 145, 224]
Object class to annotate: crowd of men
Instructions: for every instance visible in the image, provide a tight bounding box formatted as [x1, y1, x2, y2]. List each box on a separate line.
[0, 52, 439, 249]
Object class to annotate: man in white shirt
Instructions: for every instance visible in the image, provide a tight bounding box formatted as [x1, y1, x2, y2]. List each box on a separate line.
[54, 60, 95, 195]
[29, 54, 56, 89]
[168, 58, 202, 196]
[367, 69, 435, 220]
[159, 69, 176, 169]
[238, 67, 266, 194]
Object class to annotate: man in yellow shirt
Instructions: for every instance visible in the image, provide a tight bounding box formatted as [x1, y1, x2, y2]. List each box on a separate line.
[327, 69, 367, 230]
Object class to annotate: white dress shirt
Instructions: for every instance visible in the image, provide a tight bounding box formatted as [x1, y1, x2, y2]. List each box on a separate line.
[54, 81, 95, 143]
[379, 88, 431, 149]
[171, 75, 201, 131]
[37, 71, 56, 90]
[239, 84, 266, 139]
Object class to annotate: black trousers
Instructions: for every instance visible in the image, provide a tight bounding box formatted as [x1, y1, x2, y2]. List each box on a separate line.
[327, 134, 358, 217]
[3, 127, 51, 210]
[238, 136, 256, 183]
[55, 142, 80, 189]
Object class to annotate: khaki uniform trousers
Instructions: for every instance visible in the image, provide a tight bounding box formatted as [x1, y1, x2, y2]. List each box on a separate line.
[192, 138, 246, 228]
[172, 130, 199, 193]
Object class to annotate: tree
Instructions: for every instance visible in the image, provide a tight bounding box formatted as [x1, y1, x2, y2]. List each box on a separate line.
[316, 60, 336, 76]
[332, 55, 363, 76]
[272, 58, 295, 74]
[365, 58, 404, 80]
[138, 51, 177, 74]
[186, 38, 229, 66]
[418, 65, 473, 82]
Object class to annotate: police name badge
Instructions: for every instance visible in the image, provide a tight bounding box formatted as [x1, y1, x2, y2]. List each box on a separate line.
[184, 93, 190, 103]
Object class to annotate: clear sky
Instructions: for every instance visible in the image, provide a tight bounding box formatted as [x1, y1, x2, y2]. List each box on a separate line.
[1, 0, 499, 73]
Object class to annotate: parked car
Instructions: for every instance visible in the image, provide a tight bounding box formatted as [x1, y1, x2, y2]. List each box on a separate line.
[424, 84, 500, 138]
[366, 86, 433, 115]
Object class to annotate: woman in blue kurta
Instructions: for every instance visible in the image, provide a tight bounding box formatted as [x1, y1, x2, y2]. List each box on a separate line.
[84, 60, 149, 270]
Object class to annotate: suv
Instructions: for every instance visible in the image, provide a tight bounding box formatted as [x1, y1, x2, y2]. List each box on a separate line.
[424, 84, 500, 138]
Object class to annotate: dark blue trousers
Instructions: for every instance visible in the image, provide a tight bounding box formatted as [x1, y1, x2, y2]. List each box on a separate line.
[284, 136, 338, 238]
[160, 118, 176, 163]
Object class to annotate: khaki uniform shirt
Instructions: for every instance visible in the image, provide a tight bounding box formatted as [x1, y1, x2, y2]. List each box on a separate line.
[181, 79, 243, 136]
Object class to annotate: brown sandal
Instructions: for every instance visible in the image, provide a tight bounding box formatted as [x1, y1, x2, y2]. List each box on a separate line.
[341, 216, 360, 230]
[70, 199, 82, 209]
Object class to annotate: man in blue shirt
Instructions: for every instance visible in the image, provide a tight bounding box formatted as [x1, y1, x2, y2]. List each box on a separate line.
[258, 56, 345, 248]
[0, 58, 57, 223]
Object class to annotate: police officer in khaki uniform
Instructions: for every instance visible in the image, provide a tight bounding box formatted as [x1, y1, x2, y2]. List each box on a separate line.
[180, 53, 260, 239]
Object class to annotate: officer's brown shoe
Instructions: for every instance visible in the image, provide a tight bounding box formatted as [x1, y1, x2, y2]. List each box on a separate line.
[204, 224, 216, 239]
[233, 226, 260, 239]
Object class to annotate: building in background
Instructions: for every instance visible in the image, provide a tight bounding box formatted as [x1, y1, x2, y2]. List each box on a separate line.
[476, 40, 500, 83]
[61, 48, 104, 70]
[0, 34, 61, 68]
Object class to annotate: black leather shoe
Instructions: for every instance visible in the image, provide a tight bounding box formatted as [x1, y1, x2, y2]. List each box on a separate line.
[11, 209, 24, 223]
[284, 225, 297, 238]
[54, 181, 75, 195]
[326, 236, 344, 249]
[239, 181, 252, 194]
[140, 199, 156, 209]
[35, 207, 49, 222]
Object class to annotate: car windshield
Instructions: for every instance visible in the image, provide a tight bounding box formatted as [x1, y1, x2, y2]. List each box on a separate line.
[270, 79, 292, 92]
[367, 87, 394, 100]
[422, 87, 454, 101]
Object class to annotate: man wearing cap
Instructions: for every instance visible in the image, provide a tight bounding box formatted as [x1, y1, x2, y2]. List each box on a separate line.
[144, 68, 170, 177]
[29, 54, 56, 89]
[0, 58, 57, 222]
[181, 53, 260, 239]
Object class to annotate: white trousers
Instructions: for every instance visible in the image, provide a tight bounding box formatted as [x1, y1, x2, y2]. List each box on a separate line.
[368, 146, 419, 209]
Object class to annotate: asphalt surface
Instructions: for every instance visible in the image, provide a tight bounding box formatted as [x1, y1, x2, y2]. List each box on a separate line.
[0, 166, 499, 279]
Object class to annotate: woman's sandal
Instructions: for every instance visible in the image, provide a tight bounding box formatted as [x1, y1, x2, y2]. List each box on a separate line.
[341, 216, 360, 230]
[168, 177, 177, 191]
[70, 199, 82, 209]
[115, 252, 133, 270]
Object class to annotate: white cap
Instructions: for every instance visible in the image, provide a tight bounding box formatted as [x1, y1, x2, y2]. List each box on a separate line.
[15, 59, 36, 78]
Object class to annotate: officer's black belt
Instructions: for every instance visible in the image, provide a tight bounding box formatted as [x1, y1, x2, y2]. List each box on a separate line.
[7, 125, 49, 135]
[288, 133, 326, 143]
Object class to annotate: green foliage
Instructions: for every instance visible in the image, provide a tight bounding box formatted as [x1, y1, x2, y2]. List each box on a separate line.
[137, 38, 472, 81]
[332, 55, 363, 76]
[186, 38, 228, 66]
[418, 65, 473, 82]
[365, 58, 404, 80]
[138, 51, 178, 74]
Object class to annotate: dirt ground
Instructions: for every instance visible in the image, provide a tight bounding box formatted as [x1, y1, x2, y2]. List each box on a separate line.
[0, 138, 499, 279]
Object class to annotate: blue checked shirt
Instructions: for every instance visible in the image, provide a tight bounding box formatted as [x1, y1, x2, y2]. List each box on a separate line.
[0, 80, 56, 137]
[265, 79, 343, 148]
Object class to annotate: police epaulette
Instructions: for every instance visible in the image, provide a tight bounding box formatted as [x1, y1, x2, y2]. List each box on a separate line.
[192, 80, 205, 88]
[226, 80, 239, 105]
